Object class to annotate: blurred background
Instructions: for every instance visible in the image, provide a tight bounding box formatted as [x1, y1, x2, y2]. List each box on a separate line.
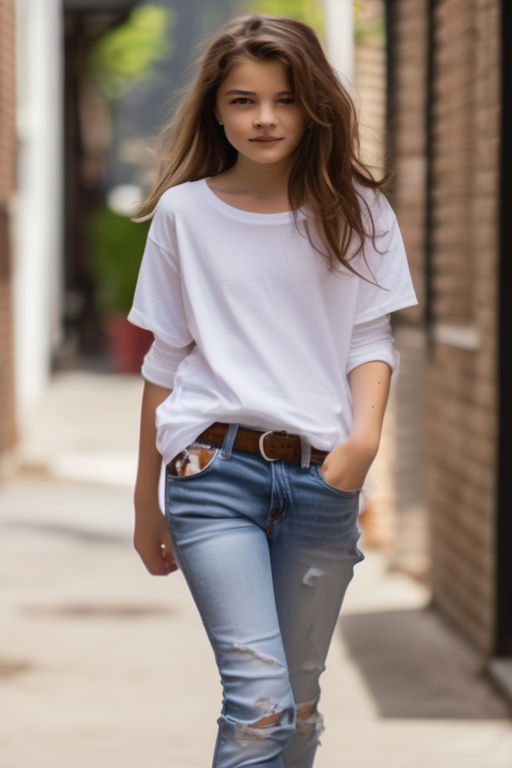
[0, 1, 511, 766]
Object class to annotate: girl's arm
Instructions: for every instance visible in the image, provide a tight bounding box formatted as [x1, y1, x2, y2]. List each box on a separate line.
[133, 380, 178, 575]
[320, 360, 391, 491]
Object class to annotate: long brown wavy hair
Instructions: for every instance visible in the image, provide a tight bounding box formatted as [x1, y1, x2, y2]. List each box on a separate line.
[135, 14, 390, 271]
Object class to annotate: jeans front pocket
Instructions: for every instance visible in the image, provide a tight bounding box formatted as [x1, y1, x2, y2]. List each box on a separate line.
[166, 441, 221, 481]
[312, 463, 361, 497]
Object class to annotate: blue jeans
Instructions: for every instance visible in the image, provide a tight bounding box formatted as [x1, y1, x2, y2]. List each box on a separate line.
[165, 424, 364, 768]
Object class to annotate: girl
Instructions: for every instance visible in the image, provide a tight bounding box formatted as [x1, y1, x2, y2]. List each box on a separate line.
[129, 14, 417, 768]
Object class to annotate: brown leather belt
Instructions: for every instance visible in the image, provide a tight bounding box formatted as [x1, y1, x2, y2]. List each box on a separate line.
[197, 423, 328, 465]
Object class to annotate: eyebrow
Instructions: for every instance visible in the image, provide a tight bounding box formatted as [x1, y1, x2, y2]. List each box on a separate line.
[223, 89, 294, 97]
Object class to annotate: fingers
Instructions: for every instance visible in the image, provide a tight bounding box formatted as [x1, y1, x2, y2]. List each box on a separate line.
[160, 543, 179, 575]
[133, 538, 179, 576]
[139, 548, 178, 576]
[133, 508, 179, 576]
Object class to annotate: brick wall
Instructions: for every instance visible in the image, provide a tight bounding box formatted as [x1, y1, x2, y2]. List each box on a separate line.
[386, 0, 429, 577]
[428, 0, 499, 654]
[354, 0, 387, 175]
[352, 0, 394, 548]
[353, 0, 428, 564]
[0, 0, 17, 466]
[390, 0, 500, 654]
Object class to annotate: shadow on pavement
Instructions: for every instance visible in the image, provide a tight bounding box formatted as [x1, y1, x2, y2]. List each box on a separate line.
[340, 607, 512, 720]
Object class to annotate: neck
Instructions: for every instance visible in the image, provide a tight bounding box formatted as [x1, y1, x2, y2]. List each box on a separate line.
[228, 155, 292, 196]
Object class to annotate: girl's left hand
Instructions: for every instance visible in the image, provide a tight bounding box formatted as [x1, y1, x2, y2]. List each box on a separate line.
[320, 435, 377, 492]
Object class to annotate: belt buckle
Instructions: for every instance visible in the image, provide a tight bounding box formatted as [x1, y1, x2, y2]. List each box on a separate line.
[258, 430, 286, 462]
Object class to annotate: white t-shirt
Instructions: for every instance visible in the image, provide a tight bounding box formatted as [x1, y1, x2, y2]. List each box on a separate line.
[128, 178, 417, 465]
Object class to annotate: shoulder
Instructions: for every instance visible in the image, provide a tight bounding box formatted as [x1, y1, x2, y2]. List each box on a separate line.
[156, 179, 204, 215]
[149, 180, 205, 245]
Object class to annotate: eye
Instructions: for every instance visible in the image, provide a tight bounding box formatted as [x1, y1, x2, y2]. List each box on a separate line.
[230, 97, 252, 105]
[279, 97, 296, 104]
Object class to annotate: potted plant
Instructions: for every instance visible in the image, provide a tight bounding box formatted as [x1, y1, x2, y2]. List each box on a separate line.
[88, 206, 153, 372]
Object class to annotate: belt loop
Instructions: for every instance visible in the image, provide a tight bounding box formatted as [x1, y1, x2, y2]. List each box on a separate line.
[221, 423, 239, 458]
[300, 435, 312, 469]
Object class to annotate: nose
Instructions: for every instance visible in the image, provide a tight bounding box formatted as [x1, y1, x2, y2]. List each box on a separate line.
[253, 103, 277, 128]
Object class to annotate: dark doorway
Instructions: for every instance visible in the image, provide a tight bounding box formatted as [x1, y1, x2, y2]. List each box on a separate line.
[496, 0, 512, 657]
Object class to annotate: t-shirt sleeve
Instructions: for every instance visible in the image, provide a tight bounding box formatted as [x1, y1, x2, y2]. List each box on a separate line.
[346, 314, 400, 375]
[352, 190, 418, 325]
[141, 336, 194, 388]
[127, 203, 193, 348]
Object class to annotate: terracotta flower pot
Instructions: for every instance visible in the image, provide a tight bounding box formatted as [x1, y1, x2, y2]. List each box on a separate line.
[105, 314, 153, 373]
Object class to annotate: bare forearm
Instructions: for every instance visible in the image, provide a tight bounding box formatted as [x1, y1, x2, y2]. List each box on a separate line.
[321, 360, 391, 491]
[133, 380, 177, 575]
[347, 360, 391, 455]
[134, 380, 172, 509]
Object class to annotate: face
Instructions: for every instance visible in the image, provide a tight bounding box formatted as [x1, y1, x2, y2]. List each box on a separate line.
[215, 59, 306, 167]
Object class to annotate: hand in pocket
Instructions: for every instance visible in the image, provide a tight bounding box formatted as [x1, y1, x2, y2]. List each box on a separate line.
[320, 436, 376, 492]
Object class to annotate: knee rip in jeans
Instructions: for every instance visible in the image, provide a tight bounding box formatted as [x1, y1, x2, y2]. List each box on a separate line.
[296, 700, 325, 737]
[231, 646, 289, 744]
[234, 699, 283, 745]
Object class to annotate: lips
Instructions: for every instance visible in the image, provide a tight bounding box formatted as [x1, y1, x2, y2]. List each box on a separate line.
[249, 137, 283, 143]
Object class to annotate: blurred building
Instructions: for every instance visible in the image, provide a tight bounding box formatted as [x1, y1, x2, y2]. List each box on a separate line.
[0, 0, 16, 473]
[1, 1, 142, 463]
[1, 0, 233, 459]
[386, 0, 510, 684]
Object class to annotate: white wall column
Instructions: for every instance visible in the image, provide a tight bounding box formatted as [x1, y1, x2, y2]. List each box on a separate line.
[323, 0, 354, 86]
[14, 0, 63, 426]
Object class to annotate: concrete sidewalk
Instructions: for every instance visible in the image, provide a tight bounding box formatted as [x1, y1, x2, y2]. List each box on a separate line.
[0, 371, 511, 768]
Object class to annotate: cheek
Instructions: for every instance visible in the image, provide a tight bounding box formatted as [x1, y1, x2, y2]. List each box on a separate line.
[223, 114, 250, 139]
[232, 113, 251, 129]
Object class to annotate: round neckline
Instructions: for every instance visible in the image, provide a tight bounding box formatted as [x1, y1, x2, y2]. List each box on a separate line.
[199, 178, 305, 223]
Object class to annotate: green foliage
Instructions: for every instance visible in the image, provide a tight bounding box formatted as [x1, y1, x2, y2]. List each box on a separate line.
[88, 5, 172, 96]
[240, 0, 324, 39]
[354, 2, 385, 42]
[88, 209, 150, 315]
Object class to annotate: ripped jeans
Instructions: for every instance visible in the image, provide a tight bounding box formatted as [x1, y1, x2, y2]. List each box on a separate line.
[165, 424, 364, 768]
